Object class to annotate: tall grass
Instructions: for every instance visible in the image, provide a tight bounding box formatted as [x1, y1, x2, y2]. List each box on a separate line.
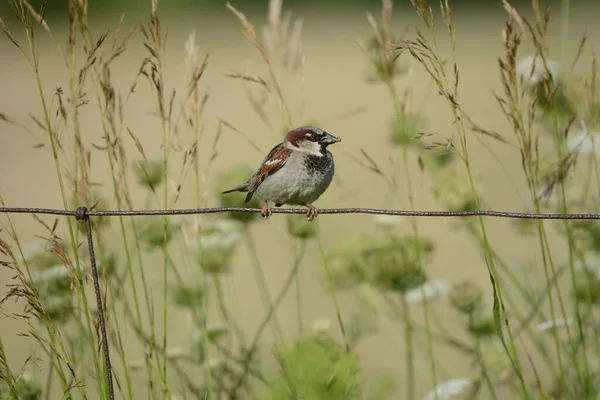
[1, 0, 600, 399]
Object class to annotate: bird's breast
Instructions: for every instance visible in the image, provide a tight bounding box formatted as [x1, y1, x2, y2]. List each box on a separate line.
[303, 152, 334, 176]
[254, 152, 335, 205]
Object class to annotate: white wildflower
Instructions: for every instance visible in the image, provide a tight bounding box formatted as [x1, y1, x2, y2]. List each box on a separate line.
[534, 318, 574, 333]
[404, 280, 451, 305]
[201, 231, 242, 249]
[166, 347, 184, 360]
[30, 263, 70, 284]
[21, 239, 62, 270]
[311, 318, 331, 334]
[422, 378, 472, 400]
[198, 219, 243, 249]
[567, 129, 600, 155]
[29, 250, 113, 287]
[574, 252, 598, 273]
[191, 218, 244, 274]
[22, 239, 49, 257]
[374, 214, 402, 228]
[516, 55, 560, 86]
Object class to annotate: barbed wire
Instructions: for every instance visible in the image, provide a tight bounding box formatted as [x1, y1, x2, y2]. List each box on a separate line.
[3, 204, 600, 400]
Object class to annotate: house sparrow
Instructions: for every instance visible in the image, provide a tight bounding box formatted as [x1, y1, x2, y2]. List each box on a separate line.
[222, 126, 341, 221]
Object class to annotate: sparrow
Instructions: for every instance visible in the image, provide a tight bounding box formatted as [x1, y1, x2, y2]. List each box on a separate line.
[222, 125, 341, 221]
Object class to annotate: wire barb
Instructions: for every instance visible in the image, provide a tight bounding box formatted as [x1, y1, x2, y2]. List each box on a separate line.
[75, 206, 87, 221]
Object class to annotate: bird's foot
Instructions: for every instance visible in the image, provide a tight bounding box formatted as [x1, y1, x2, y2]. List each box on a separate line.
[261, 202, 273, 218]
[305, 204, 318, 221]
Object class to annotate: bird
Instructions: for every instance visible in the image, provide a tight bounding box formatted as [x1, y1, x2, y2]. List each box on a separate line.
[221, 125, 342, 221]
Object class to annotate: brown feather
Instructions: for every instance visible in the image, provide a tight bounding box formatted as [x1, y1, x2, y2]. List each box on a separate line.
[245, 143, 292, 202]
[285, 127, 315, 148]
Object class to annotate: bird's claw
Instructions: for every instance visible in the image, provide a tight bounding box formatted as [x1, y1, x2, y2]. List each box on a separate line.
[305, 204, 318, 221]
[261, 202, 273, 218]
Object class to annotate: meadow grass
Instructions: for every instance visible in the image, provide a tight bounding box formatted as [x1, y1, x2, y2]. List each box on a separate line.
[1, 0, 600, 399]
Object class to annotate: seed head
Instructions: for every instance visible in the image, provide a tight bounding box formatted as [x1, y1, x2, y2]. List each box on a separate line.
[450, 281, 483, 315]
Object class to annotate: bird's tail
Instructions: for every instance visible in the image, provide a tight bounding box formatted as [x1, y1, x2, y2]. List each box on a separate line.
[221, 182, 250, 195]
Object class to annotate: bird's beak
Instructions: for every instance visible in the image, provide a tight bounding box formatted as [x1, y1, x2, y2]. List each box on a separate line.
[319, 132, 342, 146]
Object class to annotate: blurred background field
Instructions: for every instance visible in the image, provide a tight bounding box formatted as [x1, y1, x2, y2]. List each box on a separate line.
[2, 0, 600, 399]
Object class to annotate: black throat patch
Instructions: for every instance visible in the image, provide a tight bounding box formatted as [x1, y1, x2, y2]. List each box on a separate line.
[304, 150, 332, 175]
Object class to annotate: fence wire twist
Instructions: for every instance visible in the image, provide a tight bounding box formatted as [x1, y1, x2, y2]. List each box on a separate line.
[3, 204, 600, 400]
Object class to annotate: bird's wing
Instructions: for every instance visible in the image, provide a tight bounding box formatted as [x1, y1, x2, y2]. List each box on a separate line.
[245, 143, 292, 202]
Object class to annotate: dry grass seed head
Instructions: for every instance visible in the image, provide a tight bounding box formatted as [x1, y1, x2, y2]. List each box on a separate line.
[184, 30, 203, 115]
[226, 2, 291, 127]
[24, 0, 50, 34]
[502, 0, 526, 32]
[261, 0, 305, 74]
[537, 149, 578, 203]
[0, 15, 21, 50]
[360, 1, 412, 83]
[395, 39, 447, 104]
[224, 73, 272, 95]
[569, 34, 588, 75]
[440, 0, 455, 48]
[409, 0, 434, 28]
[0, 238, 17, 271]
[107, 14, 136, 63]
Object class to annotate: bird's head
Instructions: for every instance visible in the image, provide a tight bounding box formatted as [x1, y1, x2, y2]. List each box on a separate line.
[283, 126, 341, 156]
